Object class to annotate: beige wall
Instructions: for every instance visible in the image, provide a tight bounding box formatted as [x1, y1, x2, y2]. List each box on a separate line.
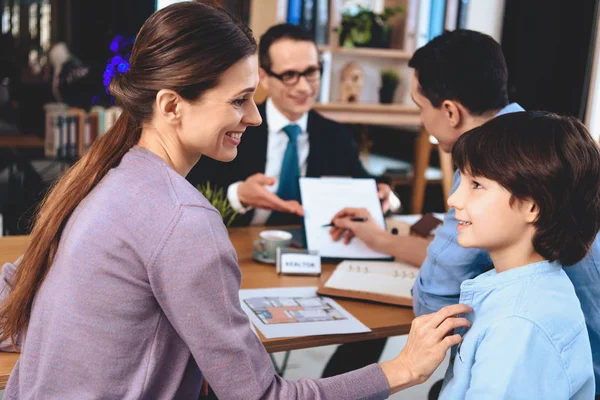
[249, 0, 288, 40]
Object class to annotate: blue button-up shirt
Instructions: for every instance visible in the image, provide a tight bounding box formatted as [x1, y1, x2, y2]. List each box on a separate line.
[439, 261, 594, 399]
[412, 102, 600, 392]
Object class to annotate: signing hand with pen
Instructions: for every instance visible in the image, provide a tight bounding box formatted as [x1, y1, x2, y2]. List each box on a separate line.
[329, 207, 388, 248]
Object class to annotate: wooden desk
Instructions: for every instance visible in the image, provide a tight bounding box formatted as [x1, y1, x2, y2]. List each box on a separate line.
[0, 226, 415, 388]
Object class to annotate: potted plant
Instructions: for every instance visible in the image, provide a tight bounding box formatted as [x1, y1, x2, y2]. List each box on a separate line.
[337, 6, 403, 49]
[196, 182, 238, 228]
[379, 70, 400, 104]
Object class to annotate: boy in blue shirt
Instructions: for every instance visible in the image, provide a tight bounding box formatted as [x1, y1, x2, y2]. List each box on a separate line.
[439, 111, 598, 398]
[327, 31, 600, 396]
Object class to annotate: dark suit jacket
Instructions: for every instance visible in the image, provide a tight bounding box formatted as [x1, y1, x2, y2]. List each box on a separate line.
[186, 102, 371, 226]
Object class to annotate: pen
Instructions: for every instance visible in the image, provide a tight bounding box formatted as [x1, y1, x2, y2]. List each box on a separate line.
[321, 217, 368, 228]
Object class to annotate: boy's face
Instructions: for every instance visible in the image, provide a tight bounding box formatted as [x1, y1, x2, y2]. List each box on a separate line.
[447, 172, 536, 254]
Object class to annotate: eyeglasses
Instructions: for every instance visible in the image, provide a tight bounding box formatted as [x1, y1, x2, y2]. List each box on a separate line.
[264, 64, 322, 86]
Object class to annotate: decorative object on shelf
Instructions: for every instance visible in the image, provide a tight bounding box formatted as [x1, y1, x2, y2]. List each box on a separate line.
[379, 69, 400, 104]
[196, 182, 238, 227]
[339, 62, 364, 103]
[337, 6, 403, 49]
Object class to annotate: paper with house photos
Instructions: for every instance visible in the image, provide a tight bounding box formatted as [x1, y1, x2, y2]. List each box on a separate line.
[300, 177, 390, 259]
[239, 286, 370, 339]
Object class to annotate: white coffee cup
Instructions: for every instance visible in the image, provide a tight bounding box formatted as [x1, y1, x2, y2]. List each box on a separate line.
[253, 230, 293, 260]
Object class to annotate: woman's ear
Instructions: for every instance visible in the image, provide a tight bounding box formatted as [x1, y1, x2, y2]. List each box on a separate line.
[155, 89, 182, 125]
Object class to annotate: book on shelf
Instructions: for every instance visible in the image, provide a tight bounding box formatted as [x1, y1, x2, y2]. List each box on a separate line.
[444, 0, 460, 31]
[317, 260, 419, 307]
[287, 0, 302, 24]
[44, 105, 122, 160]
[428, 0, 446, 40]
[104, 106, 122, 133]
[90, 106, 105, 137]
[314, 0, 329, 45]
[318, 50, 331, 103]
[403, 0, 420, 52]
[302, 0, 314, 34]
[44, 107, 85, 160]
[287, 0, 329, 45]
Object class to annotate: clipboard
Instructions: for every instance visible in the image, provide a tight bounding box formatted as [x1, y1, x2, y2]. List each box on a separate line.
[299, 177, 393, 262]
[316, 260, 418, 307]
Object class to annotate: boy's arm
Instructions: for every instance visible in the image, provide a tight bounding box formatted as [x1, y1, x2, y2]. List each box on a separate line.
[462, 317, 590, 399]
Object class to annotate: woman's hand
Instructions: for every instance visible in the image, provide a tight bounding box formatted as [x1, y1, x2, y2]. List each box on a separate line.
[381, 304, 472, 395]
[329, 208, 387, 249]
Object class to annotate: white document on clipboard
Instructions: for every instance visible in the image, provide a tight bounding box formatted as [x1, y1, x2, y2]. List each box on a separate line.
[299, 177, 391, 260]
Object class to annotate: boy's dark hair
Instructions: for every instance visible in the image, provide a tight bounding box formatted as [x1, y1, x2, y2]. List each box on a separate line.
[409, 29, 509, 115]
[453, 111, 600, 266]
[259, 23, 317, 71]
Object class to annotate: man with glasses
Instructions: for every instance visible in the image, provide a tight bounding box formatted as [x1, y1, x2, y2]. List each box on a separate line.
[188, 23, 397, 226]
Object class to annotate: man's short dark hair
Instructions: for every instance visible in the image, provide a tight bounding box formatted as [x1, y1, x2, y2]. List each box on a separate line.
[259, 23, 317, 71]
[409, 29, 509, 115]
[453, 111, 600, 266]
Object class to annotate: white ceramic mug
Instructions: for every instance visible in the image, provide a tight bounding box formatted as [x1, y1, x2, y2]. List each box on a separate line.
[253, 230, 292, 260]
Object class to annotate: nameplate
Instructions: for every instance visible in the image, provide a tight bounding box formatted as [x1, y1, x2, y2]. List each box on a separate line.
[276, 248, 321, 276]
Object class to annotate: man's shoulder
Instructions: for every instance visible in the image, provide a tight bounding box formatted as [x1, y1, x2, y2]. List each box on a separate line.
[309, 108, 345, 129]
[308, 109, 351, 142]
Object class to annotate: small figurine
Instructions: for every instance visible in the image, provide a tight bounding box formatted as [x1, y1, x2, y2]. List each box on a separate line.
[339, 62, 364, 103]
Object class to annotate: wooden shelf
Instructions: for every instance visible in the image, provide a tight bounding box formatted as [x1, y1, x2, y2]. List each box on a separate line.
[319, 45, 412, 60]
[0, 135, 45, 149]
[313, 102, 421, 128]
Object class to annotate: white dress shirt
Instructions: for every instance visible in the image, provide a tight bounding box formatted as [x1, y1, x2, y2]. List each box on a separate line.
[227, 99, 310, 225]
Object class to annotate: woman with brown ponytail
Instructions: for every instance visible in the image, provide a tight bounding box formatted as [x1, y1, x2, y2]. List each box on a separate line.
[0, 2, 471, 399]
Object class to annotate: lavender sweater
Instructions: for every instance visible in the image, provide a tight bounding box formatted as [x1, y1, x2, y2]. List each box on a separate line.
[2, 146, 390, 400]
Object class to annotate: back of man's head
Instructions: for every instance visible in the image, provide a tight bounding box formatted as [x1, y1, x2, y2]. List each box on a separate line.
[259, 23, 316, 70]
[409, 29, 509, 115]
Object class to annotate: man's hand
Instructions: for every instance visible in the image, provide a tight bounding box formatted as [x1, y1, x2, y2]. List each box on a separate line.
[237, 173, 304, 215]
[329, 207, 387, 248]
[377, 183, 393, 213]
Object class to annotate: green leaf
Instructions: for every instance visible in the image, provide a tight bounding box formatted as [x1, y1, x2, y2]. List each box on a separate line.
[197, 182, 238, 227]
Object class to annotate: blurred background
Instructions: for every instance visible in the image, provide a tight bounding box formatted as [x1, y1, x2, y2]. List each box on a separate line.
[1, 0, 599, 234]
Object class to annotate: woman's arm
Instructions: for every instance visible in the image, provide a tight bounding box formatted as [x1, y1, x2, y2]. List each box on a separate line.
[148, 205, 471, 399]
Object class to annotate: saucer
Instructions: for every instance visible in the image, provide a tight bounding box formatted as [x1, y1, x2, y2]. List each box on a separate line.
[253, 251, 276, 265]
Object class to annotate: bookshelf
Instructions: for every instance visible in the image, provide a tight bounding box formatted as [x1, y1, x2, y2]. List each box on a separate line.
[318, 46, 413, 60]
[319, 0, 416, 105]
[312, 102, 420, 127]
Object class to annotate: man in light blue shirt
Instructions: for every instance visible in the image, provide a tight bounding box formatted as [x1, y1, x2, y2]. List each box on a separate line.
[408, 31, 600, 395]
[329, 29, 599, 395]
